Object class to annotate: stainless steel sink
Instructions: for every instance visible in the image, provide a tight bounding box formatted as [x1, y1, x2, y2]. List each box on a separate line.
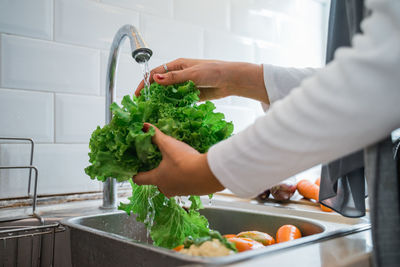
[62, 199, 370, 266]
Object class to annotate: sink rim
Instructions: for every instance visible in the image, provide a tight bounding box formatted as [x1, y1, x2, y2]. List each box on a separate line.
[61, 204, 371, 265]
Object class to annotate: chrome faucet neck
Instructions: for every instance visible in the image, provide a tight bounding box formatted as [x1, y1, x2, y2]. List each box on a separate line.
[102, 25, 152, 209]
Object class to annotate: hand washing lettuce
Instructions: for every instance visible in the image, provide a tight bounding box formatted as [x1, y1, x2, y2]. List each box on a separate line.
[85, 81, 234, 249]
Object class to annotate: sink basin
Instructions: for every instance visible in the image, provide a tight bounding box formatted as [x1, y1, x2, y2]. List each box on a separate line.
[62, 199, 370, 266]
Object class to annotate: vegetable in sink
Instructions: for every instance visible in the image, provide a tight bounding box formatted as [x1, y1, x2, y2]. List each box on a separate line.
[175, 230, 237, 256]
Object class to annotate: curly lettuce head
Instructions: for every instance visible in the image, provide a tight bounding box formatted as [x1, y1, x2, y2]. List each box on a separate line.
[85, 81, 233, 182]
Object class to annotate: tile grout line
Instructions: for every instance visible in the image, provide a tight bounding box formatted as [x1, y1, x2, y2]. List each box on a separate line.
[53, 92, 56, 144]
[52, 0, 55, 41]
[227, 0, 232, 33]
[0, 34, 2, 86]
[0, 87, 103, 98]
[98, 49, 102, 96]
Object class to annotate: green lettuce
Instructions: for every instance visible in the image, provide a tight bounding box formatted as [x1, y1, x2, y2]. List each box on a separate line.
[85, 81, 234, 249]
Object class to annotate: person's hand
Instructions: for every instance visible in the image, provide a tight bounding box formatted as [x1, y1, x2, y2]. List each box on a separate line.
[135, 58, 269, 105]
[134, 123, 225, 197]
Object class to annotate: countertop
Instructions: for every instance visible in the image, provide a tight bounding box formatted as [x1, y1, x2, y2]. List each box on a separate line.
[0, 194, 373, 267]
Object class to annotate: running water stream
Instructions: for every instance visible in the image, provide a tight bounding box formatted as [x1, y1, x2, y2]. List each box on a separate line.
[139, 60, 151, 100]
[138, 60, 156, 242]
[144, 190, 158, 242]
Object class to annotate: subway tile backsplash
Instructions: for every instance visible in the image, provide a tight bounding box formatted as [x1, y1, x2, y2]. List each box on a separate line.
[100, 51, 143, 98]
[140, 14, 204, 60]
[203, 30, 255, 62]
[0, 144, 101, 198]
[0, 89, 54, 143]
[0, 0, 53, 40]
[173, 0, 231, 32]
[1, 34, 100, 94]
[54, 0, 140, 50]
[0, 0, 328, 198]
[100, 0, 173, 18]
[55, 94, 105, 143]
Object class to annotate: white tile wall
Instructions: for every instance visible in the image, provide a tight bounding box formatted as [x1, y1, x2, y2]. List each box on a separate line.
[230, 0, 279, 43]
[0, 34, 100, 94]
[277, 0, 327, 67]
[255, 41, 287, 66]
[214, 105, 257, 134]
[0, 89, 54, 143]
[0, 0, 53, 40]
[174, 0, 230, 31]
[100, 0, 173, 18]
[230, 96, 264, 116]
[54, 0, 140, 50]
[34, 144, 101, 195]
[140, 14, 203, 60]
[100, 51, 143, 97]
[0, 0, 329, 198]
[204, 30, 255, 62]
[0, 144, 101, 197]
[55, 94, 105, 143]
[0, 143, 33, 198]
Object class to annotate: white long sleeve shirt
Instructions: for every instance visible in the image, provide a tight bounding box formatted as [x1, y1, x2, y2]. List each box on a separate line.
[207, 0, 400, 198]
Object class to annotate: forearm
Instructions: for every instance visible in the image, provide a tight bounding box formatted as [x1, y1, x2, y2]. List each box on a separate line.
[224, 63, 317, 105]
[224, 63, 269, 104]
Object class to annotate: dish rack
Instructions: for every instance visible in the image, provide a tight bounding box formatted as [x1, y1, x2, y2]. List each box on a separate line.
[0, 137, 65, 266]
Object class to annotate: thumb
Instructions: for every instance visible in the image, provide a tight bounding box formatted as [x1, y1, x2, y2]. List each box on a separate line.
[143, 123, 169, 152]
[153, 69, 189, 85]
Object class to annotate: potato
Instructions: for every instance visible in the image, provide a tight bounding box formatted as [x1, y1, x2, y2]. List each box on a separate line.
[254, 189, 271, 202]
[270, 180, 297, 201]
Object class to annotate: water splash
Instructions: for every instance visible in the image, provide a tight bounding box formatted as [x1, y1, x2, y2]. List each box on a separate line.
[139, 60, 151, 100]
[208, 194, 213, 206]
[176, 196, 186, 207]
[144, 190, 158, 241]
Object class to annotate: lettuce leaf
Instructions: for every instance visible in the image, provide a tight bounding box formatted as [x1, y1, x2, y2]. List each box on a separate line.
[85, 81, 234, 249]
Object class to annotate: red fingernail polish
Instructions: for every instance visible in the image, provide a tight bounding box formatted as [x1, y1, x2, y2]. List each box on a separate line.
[155, 74, 164, 80]
[142, 123, 150, 132]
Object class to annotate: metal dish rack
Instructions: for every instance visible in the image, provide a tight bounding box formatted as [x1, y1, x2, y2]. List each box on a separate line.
[0, 137, 65, 266]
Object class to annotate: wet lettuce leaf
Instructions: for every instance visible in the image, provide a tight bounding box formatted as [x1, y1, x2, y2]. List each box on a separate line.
[85, 81, 234, 249]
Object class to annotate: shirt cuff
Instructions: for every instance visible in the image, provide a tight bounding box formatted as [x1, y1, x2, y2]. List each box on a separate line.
[263, 64, 281, 104]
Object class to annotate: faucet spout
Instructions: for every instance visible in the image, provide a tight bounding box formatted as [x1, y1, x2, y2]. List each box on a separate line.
[102, 25, 152, 209]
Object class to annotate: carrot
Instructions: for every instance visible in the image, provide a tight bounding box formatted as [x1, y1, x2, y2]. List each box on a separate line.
[227, 237, 264, 252]
[315, 177, 321, 186]
[237, 231, 275, 246]
[297, 179, 319, 201]
[320, 204, 332, 212]
[173, 244, 184, 252]
[223, 234, 236, 239]
[298, 179, 334, 212]
[276, 225, 302, 243]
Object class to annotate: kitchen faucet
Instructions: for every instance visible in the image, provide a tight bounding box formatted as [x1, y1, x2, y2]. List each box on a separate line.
[103, 25, 152, 209]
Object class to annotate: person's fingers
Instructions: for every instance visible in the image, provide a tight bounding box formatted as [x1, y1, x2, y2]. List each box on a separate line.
[142, 123, 169, 152]
[135, 80, 145, 96]
[135, 59, 187, 96]
[153, 69, 193, 86]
